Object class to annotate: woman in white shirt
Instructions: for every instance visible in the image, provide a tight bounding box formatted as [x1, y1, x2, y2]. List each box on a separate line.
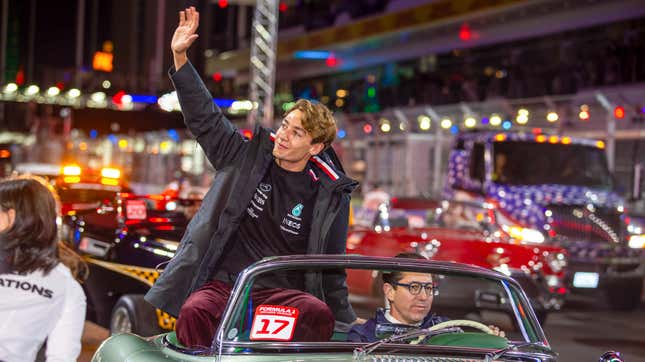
[0, 176, 87, 362]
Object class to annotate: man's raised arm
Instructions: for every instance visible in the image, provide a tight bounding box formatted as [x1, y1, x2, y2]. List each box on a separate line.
[171, 7, 199, 71]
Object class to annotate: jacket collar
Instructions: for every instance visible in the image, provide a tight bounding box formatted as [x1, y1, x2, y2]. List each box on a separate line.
[265, 130, 358, 193]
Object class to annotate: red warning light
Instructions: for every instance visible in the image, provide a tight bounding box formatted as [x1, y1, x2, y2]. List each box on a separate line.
[363, 123, 373, 134]
[326, 55, 339, 67]
[614, 106, 625, 119]
[279, 2, 288, 12]
[112, 90, 126, 105]
[459, 24, 472, 41]
[218, 0, 228, 8]
[212, 72, 222, 82]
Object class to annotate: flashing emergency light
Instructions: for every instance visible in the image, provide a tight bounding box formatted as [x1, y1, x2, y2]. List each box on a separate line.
[62, 165, 82, 176]
[614, 106, 625, 119]
[101, 167, 121, 179]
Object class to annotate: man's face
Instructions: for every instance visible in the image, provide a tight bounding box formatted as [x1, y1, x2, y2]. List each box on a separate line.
[272, 109, 324, 171]
[384, 272, 434, 325]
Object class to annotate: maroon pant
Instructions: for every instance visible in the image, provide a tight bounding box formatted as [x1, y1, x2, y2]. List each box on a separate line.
[176, 280, 334, 348]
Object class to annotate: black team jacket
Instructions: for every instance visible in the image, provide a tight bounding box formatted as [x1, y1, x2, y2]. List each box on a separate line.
[144, 62, 358, 324]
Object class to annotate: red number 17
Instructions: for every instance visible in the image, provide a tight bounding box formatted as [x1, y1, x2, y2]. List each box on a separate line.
[256, 318, 290, 334]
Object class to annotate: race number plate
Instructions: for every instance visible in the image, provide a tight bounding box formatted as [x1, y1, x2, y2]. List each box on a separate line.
[126, 199, 147, 220]
[250, 305, 299, 341]
[573, 272, 599, 288]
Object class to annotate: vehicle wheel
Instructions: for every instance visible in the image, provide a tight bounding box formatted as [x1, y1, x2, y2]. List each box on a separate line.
[606, 278, 643, 311]
[110, 294, 163, 337]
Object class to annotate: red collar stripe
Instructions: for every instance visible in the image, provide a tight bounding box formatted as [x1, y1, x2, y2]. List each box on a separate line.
[312, 156, 339, 181]
[270, 132, 276, 141]
[308, 169, 319, 181]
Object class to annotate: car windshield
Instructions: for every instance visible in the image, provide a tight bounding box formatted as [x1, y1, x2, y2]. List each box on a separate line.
[493, 141, 612, 188]
[217, 258, 547, 356]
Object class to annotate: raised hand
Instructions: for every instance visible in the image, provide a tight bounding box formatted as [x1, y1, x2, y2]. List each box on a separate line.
[171, 7, 200, 70]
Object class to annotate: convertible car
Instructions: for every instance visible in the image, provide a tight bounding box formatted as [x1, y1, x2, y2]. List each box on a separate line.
[92, 255, 623, 361]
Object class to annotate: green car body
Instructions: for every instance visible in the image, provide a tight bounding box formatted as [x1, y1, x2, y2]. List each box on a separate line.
[93, 255, 560, 362]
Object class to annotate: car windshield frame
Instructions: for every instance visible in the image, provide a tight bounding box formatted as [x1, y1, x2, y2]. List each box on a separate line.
[491, 140, 613, 188]
[212, 255, 549, 356]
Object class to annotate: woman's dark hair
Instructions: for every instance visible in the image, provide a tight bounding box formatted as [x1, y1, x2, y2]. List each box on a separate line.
[382, 252, 428, 285]
[0, 176, 60, 275]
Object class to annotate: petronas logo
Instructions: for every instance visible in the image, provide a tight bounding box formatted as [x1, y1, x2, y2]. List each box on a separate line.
[292, 203, 303, 217]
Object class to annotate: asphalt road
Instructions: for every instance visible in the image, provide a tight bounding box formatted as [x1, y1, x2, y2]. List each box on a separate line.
[79, 301, 645, 362]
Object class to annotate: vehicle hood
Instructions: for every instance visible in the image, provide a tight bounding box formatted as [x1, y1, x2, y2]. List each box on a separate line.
[487, 183, 624, 227]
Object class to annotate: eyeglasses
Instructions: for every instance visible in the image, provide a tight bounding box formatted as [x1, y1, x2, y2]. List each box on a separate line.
[391, 281, 437, 296]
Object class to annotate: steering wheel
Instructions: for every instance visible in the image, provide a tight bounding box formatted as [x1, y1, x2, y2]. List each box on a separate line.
[429, 320, 494, 334]
[409, 319, 495, 345]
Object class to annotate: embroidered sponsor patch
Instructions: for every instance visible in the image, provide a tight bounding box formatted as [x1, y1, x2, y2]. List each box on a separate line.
[250, 305, 299, 341]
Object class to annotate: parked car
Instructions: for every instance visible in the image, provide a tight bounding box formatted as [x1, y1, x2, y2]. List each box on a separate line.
[65, 192, 197, 336]
[92, 255, 622, 362]
[349, 200, 568, 323]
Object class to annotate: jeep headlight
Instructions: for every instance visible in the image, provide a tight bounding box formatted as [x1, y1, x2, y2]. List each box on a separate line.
[628, 235, 645, 249]
[502, 225, 545, 244]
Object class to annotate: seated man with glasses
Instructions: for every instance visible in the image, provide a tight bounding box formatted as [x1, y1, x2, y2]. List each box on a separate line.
[347, 253, 504, 342]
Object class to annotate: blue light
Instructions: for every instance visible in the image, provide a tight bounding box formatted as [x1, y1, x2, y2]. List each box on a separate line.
[293, 50, 331, 60]
[481, 117, 489, 125]
[502, 121, 512, 130]
[108, 134, 118, 144]
[213, 98, 235, 108]
[167, 129, 179, 142]
[450, 125, 459, 135]
[337, 129, 346, 139]
[130, 94, 158, 104]
[89, 129, 98, 139]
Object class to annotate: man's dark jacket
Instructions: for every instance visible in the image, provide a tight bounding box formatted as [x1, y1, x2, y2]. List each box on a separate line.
[144, 62, 358, 323]
[347, 309, 448, 342]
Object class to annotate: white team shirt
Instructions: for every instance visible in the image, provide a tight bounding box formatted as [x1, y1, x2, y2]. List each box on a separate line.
[0, 263, 86, 362]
